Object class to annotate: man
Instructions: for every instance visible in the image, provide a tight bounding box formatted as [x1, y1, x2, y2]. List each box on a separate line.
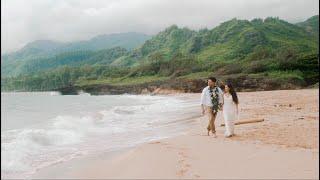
[200, 77, 224, 137]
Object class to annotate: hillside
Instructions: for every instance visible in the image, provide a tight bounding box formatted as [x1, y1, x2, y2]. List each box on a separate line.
[112, 17, 318, 67]
[109, 25, 196, 66]
[1, 16, 319, 93]
[1, 32, 151, 63]
[296, 15, 319, 37]
[2, 47, 129, 76]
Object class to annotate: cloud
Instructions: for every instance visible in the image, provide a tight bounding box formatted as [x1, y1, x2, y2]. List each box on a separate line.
[1, 0, 319, 53]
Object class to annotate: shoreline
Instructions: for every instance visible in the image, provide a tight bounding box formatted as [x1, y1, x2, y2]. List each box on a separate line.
[30, 89, 319, 179]
[33, 133, 319, 179]
[1, 87, 318, 96]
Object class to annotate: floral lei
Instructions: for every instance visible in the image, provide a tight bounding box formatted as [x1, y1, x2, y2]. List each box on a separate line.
[209, 86, 222, 113]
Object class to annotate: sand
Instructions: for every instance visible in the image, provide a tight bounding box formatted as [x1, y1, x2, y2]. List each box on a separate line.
[33, 89, 319, 179]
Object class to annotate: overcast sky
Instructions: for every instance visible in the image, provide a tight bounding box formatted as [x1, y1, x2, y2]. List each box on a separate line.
[1, 0, 319, 53]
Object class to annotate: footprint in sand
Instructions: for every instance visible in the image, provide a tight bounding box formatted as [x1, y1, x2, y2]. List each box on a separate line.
[177, 168, 188, 176]
[178, 151, 188, 158]
[149, 141, 161, 144]
[150, 141, 194, 177]
[176, 150, 192, 177]
[149, 141, 191, 177]
[150, 141, 182, 152]
[194, 174, 201, 178]
[164, 144, 175, 149]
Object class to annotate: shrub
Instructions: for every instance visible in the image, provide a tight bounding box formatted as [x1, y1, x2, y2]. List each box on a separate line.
[244, 60, 268, 73]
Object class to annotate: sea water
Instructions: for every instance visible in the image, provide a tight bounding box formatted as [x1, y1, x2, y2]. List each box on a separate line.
[1, 92, 200, 178]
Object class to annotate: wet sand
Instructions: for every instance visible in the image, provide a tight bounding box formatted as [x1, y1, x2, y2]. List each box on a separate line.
[33, 89, 319, 179]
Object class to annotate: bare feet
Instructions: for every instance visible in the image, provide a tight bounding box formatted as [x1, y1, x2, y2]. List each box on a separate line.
[212, 133, 217, 138]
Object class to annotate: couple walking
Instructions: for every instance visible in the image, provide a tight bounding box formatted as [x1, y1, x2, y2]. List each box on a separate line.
[200, 77, 239, 138]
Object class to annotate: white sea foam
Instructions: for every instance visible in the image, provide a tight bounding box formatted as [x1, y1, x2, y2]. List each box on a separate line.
[49, 91, 61, 96]
[1, 94, 199, 178]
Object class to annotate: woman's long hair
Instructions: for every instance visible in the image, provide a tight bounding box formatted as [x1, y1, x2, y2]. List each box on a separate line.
[226, 82, 239, 104]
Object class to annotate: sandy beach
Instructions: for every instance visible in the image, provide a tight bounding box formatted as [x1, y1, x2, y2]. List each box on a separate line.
[33, 89, 319, 179]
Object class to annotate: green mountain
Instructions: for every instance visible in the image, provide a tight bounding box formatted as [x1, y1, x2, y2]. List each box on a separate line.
[1, 32, 151, 63]
[109, 25, 196, 66]
[112, 17, 318, 67]
[2, 47, 128, 76]
[1, 16, 319, 92]
[63, 32, 151, 51]
[1, 40, 64, 64]
[296, 15, 319, 37]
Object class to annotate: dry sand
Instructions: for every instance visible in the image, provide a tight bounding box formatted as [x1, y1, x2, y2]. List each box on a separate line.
[33, 89, 319, 179]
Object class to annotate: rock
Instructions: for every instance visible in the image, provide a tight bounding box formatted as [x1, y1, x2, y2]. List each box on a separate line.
[55, 85, 79, 95]
[141, 88, 150, 94]
[52, 76, 304, 95]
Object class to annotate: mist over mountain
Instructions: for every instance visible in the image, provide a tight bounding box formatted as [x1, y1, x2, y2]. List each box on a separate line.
[1, 15, 319, 92]
[296, 15, 319, 37]
[1, 32, 151, 62]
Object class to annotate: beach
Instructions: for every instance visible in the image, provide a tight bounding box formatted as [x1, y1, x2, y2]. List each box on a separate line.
[30, 89, 319, 179]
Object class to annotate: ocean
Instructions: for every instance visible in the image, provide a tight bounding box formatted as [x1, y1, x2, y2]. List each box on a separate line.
[1, 92, 200, 178]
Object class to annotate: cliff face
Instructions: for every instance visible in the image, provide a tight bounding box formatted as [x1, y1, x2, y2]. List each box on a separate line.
[56, 76, 305, 95]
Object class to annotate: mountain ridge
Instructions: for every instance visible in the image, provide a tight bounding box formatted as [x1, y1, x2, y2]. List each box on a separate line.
[1, 15, 318, 92]
[1, 32, 151, 62]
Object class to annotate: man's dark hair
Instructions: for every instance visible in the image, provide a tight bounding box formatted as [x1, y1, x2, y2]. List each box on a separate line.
[208, 77, 217, 82]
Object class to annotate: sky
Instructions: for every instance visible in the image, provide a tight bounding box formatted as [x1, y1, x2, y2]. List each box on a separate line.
[1, 0, 319, 53]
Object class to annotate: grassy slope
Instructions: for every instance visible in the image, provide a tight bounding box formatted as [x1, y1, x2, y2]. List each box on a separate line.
[1, 16, 319, 91]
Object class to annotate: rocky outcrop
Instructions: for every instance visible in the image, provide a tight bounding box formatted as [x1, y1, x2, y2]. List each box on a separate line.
[71, 79, 206, 95]
[55, 76, 305, 95]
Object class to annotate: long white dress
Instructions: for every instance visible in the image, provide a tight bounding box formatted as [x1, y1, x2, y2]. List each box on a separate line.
[223, 93, 238, 136]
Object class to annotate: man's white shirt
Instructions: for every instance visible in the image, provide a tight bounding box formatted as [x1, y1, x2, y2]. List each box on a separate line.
[200, 86, 224, 107]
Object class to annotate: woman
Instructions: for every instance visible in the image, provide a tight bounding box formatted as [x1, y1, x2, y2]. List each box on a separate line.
[223, 82, 239, 137]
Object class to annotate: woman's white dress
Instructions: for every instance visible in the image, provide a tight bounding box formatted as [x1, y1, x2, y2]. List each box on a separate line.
[223, 94, 238, 136]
